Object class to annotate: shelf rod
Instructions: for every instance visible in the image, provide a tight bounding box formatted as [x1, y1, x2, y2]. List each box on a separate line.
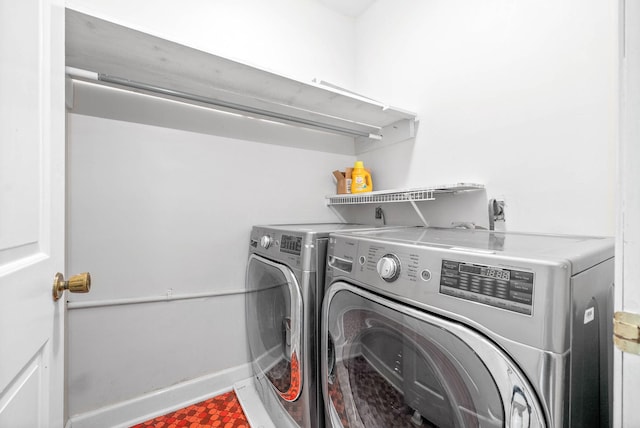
[65, 67, 380, 140]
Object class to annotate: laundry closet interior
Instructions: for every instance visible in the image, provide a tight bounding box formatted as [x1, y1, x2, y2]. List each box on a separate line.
[61, 0, 617, 427]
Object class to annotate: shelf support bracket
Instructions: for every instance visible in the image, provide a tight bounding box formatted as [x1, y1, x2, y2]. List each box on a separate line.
[354, 119, 417, 154]
[328, 204, 347, 223]
[409, 199, 430, 227]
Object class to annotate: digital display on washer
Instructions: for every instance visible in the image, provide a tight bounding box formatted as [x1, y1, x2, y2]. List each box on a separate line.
[459, 264, 511, 281]
[280, 234, 302, 255]
[440, 260, 534, 315]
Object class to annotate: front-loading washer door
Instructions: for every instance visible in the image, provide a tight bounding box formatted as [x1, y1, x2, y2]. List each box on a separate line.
[246, 254, 303, 402]
[322, 282, 546, 428]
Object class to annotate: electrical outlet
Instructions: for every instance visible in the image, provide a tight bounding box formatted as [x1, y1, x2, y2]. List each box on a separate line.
[489, 198, 506, 231]
[493, 199, 505, 221]
[375, 207, 383, 219]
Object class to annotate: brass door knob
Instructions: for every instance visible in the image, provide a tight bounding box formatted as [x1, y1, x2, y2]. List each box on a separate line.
[53, 272, 91, 301]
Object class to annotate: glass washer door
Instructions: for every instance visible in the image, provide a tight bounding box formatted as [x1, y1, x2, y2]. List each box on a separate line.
[246, 254, 303, 402]
[322, 282, 546, 428]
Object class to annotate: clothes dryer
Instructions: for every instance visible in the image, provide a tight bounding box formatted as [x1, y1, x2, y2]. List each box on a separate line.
[245, 223, 409, 428]
[322, 227, 613, 428]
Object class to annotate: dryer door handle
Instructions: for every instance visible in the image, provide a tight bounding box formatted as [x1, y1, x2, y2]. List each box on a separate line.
[282, 317, 292, 347]
[510, 386, 531, 428]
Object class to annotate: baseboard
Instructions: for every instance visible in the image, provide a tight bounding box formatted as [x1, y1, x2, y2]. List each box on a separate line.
[67, 363, 252, 428]
[234, 377, 276, 428]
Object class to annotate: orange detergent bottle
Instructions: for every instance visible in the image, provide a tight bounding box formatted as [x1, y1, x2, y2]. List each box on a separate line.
[351, 161, 373, 194]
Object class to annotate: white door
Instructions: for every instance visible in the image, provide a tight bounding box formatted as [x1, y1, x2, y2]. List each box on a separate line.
[616, 1, 640, 427]
[0, 0, 66, 427]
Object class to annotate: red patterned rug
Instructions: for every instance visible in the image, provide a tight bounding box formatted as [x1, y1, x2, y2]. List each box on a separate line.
[131, 390, 250, 428]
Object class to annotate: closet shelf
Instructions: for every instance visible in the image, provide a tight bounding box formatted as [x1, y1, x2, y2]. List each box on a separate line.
[326, 184, 485, 227]
[65, 9, 417, 148]
[325, 184, 485, 206]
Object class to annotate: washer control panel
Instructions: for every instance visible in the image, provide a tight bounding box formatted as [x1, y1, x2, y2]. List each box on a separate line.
[439, 260, 534, 315]
[326, 235, 536, 317]
[250, 228, 306, 269]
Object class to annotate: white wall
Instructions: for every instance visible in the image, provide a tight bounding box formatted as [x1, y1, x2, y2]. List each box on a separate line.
[355, 0, 618, 236]
[65, 0, 357, 420]
[66, 111, 354, 418]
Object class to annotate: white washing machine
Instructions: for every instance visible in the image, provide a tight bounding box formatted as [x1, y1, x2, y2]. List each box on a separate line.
[322, 227, 613, 428]
[244, 223, 410, 428]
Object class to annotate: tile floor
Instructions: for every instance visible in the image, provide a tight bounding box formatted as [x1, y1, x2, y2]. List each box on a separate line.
[131, 391, 250, 428]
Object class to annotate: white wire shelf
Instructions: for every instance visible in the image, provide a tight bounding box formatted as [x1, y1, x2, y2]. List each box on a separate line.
[325, 183, 484, 206]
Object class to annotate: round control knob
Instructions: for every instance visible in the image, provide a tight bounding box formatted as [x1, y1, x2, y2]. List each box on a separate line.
[260, 235, 273, 249]
[376, 254, 401, 282]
